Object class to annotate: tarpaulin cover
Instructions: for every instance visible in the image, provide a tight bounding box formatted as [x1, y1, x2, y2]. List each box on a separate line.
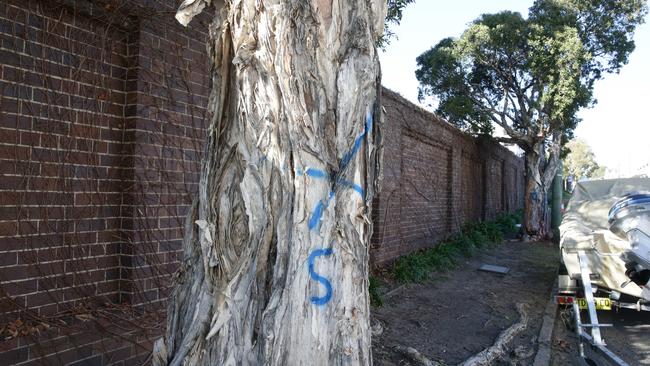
[560, 178, 650, 297]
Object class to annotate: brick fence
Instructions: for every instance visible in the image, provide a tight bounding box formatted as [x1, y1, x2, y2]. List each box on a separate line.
[0, 1, 523, 364]
[0, 0, 210, 364]
[371, 89, 524, 265]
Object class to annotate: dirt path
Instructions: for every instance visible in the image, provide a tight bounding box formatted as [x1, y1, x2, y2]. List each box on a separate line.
[372, 240, 558, 365]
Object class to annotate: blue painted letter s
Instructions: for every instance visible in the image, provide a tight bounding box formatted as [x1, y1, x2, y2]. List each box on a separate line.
[308, 248, 333, 305]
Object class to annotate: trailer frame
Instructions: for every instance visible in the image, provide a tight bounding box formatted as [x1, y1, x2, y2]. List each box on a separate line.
[572, 250, 629, 366]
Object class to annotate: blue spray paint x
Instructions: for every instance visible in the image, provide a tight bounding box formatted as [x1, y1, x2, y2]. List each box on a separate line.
[306, 112, 373, 230]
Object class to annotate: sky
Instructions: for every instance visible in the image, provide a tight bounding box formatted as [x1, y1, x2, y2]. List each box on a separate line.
[379, 0, 650, 178]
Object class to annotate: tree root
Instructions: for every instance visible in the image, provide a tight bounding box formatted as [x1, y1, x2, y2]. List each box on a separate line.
[460, 303, 529, 366]
[395, 345, 441, 366]
[384, 285, 406, 299]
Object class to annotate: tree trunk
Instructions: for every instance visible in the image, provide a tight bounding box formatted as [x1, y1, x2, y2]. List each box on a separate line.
[153, 1, 386, 365]
[522, 141, 559, 238]
[523, 153, 548, 237]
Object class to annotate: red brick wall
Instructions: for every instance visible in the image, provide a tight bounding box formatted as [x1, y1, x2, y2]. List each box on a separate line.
[0, 0, 209, 364]
[118, 5, 209, 309]
[460, 152, 483, 223]
[0, 0, 133, 319]
[399, 133, 452, 249]
[371, 89, 525, 265]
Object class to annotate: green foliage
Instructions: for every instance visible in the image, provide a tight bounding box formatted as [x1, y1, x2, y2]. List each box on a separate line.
[495, 210, 522, 235]
[562, 138, 606, 180]
[391, 212, 521, 284]
[369, 276, 384, 307]
[394, 251, 438, 283]
[378, 0, 416, 49]
[529, 0, 648, 78]
[451, 232, 479, 257]
[415, 0, 647, 147]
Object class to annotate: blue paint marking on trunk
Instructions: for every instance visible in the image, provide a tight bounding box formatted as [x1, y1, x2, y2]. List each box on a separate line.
[305, 111, 373, 306]
[339, 112, 373, 172]
[308, 248, 334, 305]
[306, 112, 373, 231]
[337, 179, 365, 198]
[305, 168, 328, 179]
[308, 201, 325, 231]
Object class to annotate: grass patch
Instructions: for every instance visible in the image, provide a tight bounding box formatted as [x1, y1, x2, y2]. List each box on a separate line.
[369, 276, 383, 307]
[391, 211, 521, 285]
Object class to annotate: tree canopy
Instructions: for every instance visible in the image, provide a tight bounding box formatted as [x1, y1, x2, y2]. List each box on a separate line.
[416, 0, 646, 143]
[563, 138, 606, 180]
[379, 0, 416, 48]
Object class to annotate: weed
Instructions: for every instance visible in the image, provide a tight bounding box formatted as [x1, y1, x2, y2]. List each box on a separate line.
[394, 253, 432, 283]
[389, 212, 519, 285]
[369, 276, 383, 307]
[452, 233, 477, 257]
[495, 210, 522, 235]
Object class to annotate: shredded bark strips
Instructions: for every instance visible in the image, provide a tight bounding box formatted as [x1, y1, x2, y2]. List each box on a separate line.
[303, 111, 373, 305]
[153, 0, 385, 365]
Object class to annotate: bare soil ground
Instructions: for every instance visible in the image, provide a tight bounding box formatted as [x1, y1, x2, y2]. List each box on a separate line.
[371, 240, 558, 365]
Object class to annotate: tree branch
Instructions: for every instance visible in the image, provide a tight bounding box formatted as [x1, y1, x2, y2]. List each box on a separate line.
[491, 136, 521, 144]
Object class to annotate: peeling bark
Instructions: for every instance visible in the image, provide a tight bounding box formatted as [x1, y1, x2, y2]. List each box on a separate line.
[524, 151, 547, 237]
[153, 1, 386, 365]
[523, 140, 559, 238]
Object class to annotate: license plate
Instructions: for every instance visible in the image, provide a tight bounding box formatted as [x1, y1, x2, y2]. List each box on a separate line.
[577, 297, 612, 311]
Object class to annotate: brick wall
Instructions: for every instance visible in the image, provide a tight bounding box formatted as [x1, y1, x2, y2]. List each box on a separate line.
[118, 2, 209, 309]
[371, 89, 525, 265]
[0, 0, 209, 364]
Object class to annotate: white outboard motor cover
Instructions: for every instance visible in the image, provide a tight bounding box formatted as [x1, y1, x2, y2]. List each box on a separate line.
[609, 193, 650, 269]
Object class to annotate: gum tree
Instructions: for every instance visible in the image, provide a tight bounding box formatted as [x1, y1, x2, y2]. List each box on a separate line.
[563, 138, 606, 180]
[415, 0, 647, 236]
[152, 0, 386, 365]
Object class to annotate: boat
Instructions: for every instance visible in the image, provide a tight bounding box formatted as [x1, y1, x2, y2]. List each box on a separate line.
[557, 178, 650, 366]
[559, 177, 650, 304]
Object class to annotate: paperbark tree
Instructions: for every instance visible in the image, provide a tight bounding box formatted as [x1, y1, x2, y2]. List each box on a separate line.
[152, 0, 386, 365]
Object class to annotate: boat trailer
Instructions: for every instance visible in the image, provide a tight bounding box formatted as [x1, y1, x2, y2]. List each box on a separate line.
[568, 250, 650, 365]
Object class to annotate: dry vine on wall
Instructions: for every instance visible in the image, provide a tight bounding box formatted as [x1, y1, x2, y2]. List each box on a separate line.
[0, 0, 210, 363]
